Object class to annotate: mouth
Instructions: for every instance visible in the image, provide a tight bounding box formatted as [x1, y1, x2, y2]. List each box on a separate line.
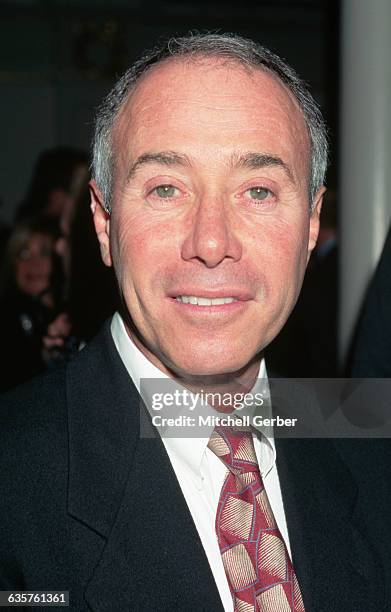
[175, 295, 239, 306]
[167, 289, 254, 316]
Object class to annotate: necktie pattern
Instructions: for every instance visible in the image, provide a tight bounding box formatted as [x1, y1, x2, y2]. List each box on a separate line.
[208, 425, 305, 612]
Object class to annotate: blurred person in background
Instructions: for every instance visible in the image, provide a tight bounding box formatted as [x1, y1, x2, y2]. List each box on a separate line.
[42, 177, 119, 354]
[15, 146, 89, 224]
[0, 147, 112, 390]
[66, 183, 119, 343]
[0, 215, 68, 390]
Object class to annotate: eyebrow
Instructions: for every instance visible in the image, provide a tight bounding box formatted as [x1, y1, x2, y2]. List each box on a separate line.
[127, 151, 190, 180]
[232, 152, 295, 183]
[126, 150, 295, 184]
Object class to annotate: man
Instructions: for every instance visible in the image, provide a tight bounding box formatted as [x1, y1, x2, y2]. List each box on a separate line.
[1, 33, 390, 612]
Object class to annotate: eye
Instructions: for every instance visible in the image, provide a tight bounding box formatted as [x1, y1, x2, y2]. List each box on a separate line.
[153, 184, 179, 198]
[239, 185, 277, 212]
[145, 181, 187, 209]
[246, 186, 272, 200]
[17, 248, 31, 261]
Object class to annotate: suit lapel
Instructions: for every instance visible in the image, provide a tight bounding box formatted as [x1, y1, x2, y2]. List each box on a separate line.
[85, 410, 224, 611]
[66, 322, 223, 611]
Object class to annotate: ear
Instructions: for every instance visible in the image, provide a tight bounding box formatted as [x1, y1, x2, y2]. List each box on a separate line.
[89, 180, 112, 267]
[307, 186, 326, 263]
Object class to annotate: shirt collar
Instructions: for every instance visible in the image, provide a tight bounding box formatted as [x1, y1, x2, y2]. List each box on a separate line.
[111, 311, 275, 478]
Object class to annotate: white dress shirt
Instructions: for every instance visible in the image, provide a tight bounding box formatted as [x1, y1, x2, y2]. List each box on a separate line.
[111, 312, 291, 612]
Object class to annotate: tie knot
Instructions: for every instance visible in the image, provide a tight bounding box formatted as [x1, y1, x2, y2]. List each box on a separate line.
[208, 425, 258, 473]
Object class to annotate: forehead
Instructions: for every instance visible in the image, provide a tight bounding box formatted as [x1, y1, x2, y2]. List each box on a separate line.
[21, 233, 52, 251]
[114, 57, 309, 176]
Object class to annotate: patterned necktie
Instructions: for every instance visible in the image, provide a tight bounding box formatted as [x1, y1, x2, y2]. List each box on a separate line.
[208, 425, 305, 612]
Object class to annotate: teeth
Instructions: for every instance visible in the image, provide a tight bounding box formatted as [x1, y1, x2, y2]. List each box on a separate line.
[176, 295, 238, 305]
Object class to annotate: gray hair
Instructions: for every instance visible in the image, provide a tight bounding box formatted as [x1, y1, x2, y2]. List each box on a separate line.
[92, 32, 328, 213]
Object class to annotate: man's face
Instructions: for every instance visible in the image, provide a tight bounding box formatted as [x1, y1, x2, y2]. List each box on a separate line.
[91, 58, 323, 378]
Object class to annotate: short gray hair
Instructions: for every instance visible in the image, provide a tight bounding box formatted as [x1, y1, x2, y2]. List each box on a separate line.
[92, 32, 328, 213]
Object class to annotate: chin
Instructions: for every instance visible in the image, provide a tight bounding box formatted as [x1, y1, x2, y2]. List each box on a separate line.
[166, 344, 255, 379]
[179, 362, 238, 378]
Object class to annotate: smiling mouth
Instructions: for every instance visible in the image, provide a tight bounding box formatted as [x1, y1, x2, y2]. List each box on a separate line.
[175, 295, 239, 306]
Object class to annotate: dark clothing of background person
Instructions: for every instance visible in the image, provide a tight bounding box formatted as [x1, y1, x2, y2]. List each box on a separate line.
[266, 240, 338, 377]
[67, 186, 119, 343]
[0, 289, 54, 390]
[351, 225, 391, 377]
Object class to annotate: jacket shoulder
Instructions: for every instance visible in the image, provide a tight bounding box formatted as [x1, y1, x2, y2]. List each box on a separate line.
[0, 366, 69, 489]
[0, 365, 67, 433]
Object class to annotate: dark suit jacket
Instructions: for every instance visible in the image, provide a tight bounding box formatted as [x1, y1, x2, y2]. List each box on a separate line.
[1, 321, 391, 611]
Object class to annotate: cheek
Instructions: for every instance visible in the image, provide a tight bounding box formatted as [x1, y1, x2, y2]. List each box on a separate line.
[111, 211, 173, 290]
[273, 225, 307, 274]
[15, 262, 23, 278]
[248, 215, 309, 298]
[19, 262, 33, 278]
[42, 259, 52, 276]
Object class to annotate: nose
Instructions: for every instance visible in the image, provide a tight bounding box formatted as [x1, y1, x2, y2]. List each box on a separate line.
[181, 196, 242, 268]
